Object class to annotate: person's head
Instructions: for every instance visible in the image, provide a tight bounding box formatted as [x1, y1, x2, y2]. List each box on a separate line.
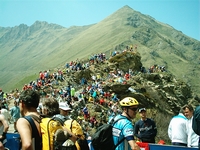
[138, 108, 147, 120]
[41, 97, 60, 117]
[14, 100, 18, 106]
[59, 102, 71, 116]
[182, 104, 194, 119]
[119, 97, 139, 119]
[19, 89, 40, 116]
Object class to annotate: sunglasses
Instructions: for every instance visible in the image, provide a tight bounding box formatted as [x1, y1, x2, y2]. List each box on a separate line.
[129, 107, 138, 111]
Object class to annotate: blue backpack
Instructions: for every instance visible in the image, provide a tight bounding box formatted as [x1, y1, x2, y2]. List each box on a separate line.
[192, 106, 200, 135]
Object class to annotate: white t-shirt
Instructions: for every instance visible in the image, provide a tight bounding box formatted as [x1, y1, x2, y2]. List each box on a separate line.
[1, 108, 10, 121]
[187, 116, 199, 147]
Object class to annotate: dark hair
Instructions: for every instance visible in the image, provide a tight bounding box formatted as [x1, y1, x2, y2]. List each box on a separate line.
[19, 89, 40, 108]
[182, 104, 194, 112]
[42, 97, 60, 117]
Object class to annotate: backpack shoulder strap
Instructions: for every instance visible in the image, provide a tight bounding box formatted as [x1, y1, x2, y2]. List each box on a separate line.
[24, 116, 40, 138]
[112, 117, 125, 125]
[70, 120, 74, 131]
[29, 114, 42, 123]
[24, 115, 42, 150]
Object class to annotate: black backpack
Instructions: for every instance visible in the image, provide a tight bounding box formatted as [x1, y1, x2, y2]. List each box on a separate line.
[91, 118, 125, 150]
[192, 106, 200, 135]
[76, 137, 90, 150]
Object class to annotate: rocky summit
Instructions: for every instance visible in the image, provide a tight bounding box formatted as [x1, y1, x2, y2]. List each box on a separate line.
[74, 51, 199, 114]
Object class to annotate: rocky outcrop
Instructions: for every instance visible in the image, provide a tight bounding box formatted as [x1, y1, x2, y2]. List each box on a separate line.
[108, 51, 142, 72]
[74, 51, 200, 116]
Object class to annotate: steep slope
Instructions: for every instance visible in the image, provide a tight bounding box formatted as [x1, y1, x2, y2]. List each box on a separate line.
[0, 21, 92, 90]
[36, 5, 200, 95]
[0, 5, 200, 95]
[53, 5, 200, 95]
[0, 21, 92, 71]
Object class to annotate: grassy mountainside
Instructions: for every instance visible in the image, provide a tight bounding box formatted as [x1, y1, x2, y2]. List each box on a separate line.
[0, 5, 200, 95]
[0, 22, 93, 90]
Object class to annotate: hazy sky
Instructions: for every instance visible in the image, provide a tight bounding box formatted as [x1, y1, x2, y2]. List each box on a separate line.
[0, 0, 199, 40]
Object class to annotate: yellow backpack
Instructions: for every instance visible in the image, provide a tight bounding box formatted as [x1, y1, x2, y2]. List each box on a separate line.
[64, 120, 89, 150]
[40, 117, 62, 150]
[40, 117, 75, 150]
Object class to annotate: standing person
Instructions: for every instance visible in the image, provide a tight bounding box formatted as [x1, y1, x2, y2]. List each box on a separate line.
[134, 108, 157, 143]
[82, 105, 89, 120]
[41, 97, 77, 149]
[182, 104, 199, 148]
[168, 109, 188, 146]
[16, 89, 42, 150]
[192, 106, 200, 149]
[53, 102, 72, 122]
[0, 89, 4, 102]
[0, 113, 9, 150]
[56, 101, 90, 150]
[10, 100, 20, 132]
[59, 102, 72, 120]
[70, 86, 75, 98]
[111, 97, 140, 150]
[0, 105, 11, 124]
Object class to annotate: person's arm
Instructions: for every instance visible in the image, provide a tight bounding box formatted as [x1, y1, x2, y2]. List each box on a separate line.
[128, 140, 140, 150]
[133, 122, 141, 139]
[63, 127, 78, 143]
[0, 115, 9, 140]
[123, 121, 140, 150]
[17, 118, 33, 150]
[0, 115, 9, 133]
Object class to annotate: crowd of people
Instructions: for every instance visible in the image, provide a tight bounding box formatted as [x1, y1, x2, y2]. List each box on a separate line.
[0, 50, 199, 150]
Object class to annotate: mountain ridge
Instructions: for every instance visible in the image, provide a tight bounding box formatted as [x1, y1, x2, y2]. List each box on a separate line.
[0, 5, 200, 95]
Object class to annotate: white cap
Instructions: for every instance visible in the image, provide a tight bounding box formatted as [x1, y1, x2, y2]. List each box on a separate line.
[139, 108, 146, 113]
[59, 102, 72, 111]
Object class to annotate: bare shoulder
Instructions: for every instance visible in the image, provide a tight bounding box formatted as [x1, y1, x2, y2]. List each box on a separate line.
[17, 117, 32, 135]
[17, 117, 29, 127]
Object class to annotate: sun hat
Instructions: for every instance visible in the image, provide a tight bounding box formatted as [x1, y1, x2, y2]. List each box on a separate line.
[59, 102, 71, 111]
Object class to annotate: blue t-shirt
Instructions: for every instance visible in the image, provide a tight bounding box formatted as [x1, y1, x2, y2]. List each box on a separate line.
[112, 115, 134, 150]
[10, 106, 20, 119]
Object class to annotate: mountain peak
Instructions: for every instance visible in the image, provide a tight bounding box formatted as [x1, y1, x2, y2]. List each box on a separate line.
[115, 5, 135, 14]
[31, 21, 49, 27]
[30, 21, 64, 30]
[121, 5, 134, 10]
